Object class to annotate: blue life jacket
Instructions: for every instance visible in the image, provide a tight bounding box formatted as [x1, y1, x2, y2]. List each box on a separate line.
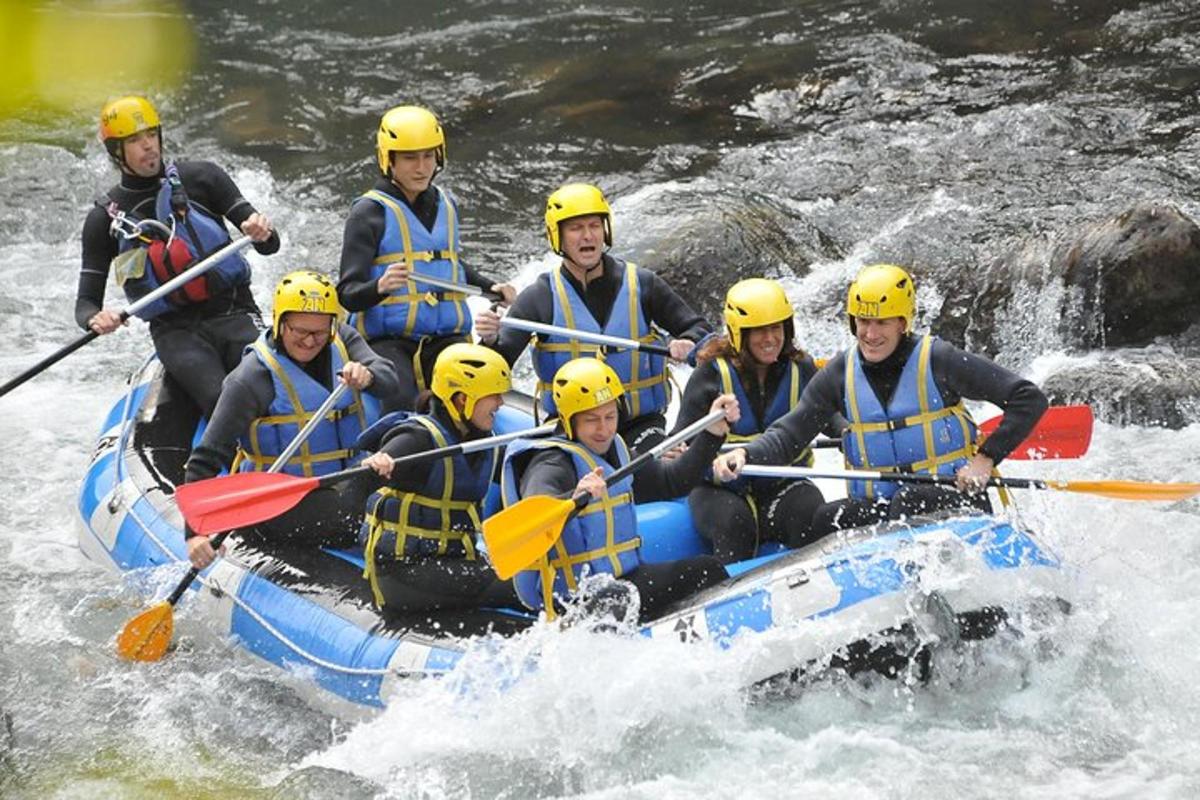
[112, 162, 251, 320]
[358, 413, 495, 607]
[500, 435, 640, 615]
[531, 260, 668, 420]
[237, 331, 379, 477]
[347, 187, 471, 341]
[842, 335, 977, 500]
[711, 356, 813, 493]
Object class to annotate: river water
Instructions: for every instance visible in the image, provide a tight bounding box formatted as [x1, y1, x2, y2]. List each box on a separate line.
[2, 0, 1199, 797]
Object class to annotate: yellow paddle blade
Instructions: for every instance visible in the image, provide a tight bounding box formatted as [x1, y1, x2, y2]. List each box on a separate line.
[1059, 480, 1200, 502]
[116, 602, 174, 662]
[482, 495, 578, 580]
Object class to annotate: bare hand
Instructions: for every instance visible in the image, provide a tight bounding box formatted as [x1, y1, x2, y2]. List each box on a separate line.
[185, 535, 222, 570]
[712, 448, 746, 482]
[240, 212, 273, 243]
[573, 467, 606, 501]
[376, 262, 410, 294]
[491, 283, 517, 307]
[706, 393, 741, 436]
[88, 309, 125, 335]
[474, 307, 502, 344]
[668, 338, 695, 362]
[660, 443, 687, 462]
[363, 451, 395, 478]
[339, 362, 374, 390]
[955, 453, 995, 493]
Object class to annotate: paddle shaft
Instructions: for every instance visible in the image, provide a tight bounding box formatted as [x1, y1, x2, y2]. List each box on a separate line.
[0, 236, 254, 399]
[168, 381, 351, 605]
[739, 464, 1049, 490]
[499, 316, 673, 358]
[405, 270, 503, 302]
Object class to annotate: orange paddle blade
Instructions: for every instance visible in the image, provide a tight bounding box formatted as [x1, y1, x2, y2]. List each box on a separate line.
[482, 495, 578, 580]
[116, 602, 174, 662]
[1056, 479, 1200, 502]
[175, 471, 320, 535]
[980, 404, 1093, 460]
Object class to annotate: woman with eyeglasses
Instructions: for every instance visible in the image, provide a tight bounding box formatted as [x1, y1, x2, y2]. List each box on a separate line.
[182, 270, 400, 569]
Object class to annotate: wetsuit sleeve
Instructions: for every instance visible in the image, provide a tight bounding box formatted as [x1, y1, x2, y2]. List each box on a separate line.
[518, 448, 579, 498]
[633, 430, 725, 502]
[929, 340, 1049, 465]
[337, 198, 388, 312]
[670, 361, 721, 433]
[76, 204, 119, 328]
[461, 260, 501, 293]
[638, 267, 712, 343]
[744, 353, 846, 466]
[180, 161, 281, 255]
[379, 425, 439, 487]
[340, 325, 401, 402]
[184, 359, 274, 483]
[486, 277, 553, 365]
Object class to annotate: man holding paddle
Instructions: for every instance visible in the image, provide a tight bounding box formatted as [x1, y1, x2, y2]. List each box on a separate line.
[475, 183, 712, 453]
[183, 271, 398, 569]
[715, 264, 1049, 534]
[76, 95, 280, 417]
[336, 105, 515, 412]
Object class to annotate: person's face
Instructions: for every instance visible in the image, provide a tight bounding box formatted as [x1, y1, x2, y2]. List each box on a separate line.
[280, 311, 332, 364]
[389, 149, 437, 198]
[855, 316, 907, 363]
[121, 129, 162, 177]
[463, 392, 504, 431]
[571, 400, 619, 455]
[559, 215, 606, 271]
[745, 323, 785, 366]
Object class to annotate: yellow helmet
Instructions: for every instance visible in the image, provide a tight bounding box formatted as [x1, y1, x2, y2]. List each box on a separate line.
[431, 343, 512, 425]
[723, 278, 794, 351]
[551, 358, 625, 438]
[99, 95, 161, 166]
[544, 183, 613, 254]
[272, 270, 341, 340]
[376, 105, 446, 176]
[846, 264, 915, 330]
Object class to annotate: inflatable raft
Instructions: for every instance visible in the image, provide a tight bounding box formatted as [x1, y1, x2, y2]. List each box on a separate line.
[78, 357, 1072, 712]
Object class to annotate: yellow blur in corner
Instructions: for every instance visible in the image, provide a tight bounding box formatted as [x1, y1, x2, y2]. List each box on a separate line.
[0, 0, 194, 119]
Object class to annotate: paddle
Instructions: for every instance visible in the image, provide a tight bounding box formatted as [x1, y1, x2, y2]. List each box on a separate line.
[407, 270, 504, 302]
[177, 421, 557, 535]
[738, 465, 1200, 502]
[482, 407, 727, 579]
[723, 404, 1094, 460]
[499, 317, 673, 358]
[116, 382, 350, 662]
[0, 235, 254, 399]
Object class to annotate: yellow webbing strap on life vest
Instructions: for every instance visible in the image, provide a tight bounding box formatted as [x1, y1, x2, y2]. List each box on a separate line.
[361, 416, 480, 607]
[245, 337, 365, 477]
[713, 358, 811, 472]
[360, 190, 464, 339]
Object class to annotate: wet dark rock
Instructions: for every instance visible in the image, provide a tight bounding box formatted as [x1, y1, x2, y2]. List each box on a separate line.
[1041, 349, 1200, 429]
[626, 187, 846, 324]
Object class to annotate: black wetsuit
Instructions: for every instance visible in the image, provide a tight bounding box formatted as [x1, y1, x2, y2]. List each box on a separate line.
[674, 355, 827, 563]
[363, 402, 520, 614]
[337, 178, 503, 412]
[183, 325, 400, 548]
[512, 428, 729, 622]
[743, 335, 1049, 535]
[487, 253, 712, 453]
[77, 161, 281, 416]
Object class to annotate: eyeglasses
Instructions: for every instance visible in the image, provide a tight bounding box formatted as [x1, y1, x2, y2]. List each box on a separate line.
[283, 321, 331, 344]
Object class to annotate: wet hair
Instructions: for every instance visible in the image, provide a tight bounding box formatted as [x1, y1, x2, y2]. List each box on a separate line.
[695, 320, 807, 374]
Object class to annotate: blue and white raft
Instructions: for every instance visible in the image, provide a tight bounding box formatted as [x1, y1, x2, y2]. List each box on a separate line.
[78, 357, 1072, 711]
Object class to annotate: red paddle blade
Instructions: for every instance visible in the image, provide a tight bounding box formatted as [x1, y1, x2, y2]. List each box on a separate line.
[979, 404, 1093, 460]
[174, 472, 320, 535]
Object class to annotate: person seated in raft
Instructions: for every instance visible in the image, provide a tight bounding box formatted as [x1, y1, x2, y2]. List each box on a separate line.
[715, 264, 1049, 535]
[675, 278, 832, 563]
[500, 358, 738, 622]
[357, 343, 521, 613]
[183, 270, 399, 569]
[474, 182, 712, 453]
[336, 105, 516, 413]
